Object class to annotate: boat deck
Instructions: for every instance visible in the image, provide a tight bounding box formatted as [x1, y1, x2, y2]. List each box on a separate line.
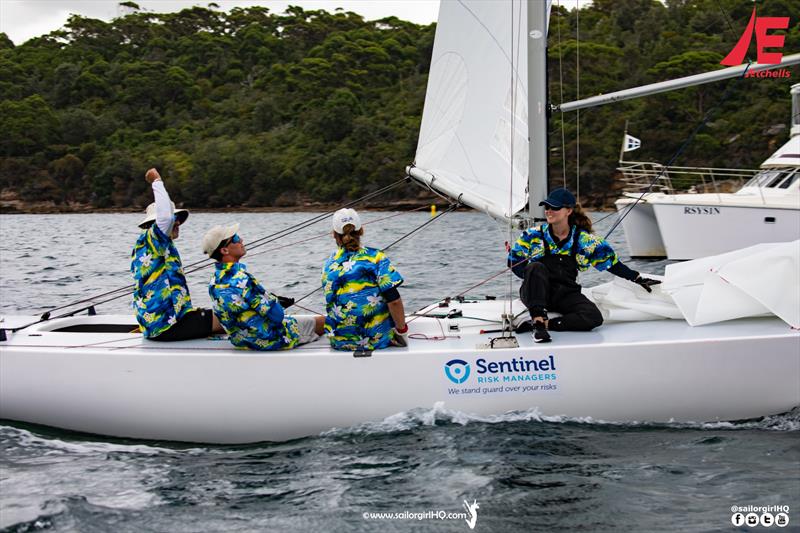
[2, 299, 798, 441]
[2, 298, 797, 356]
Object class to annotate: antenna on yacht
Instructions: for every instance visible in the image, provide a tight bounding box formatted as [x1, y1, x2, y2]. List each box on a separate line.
[791, 83, 800, 137]
[620, 120, 629, 163]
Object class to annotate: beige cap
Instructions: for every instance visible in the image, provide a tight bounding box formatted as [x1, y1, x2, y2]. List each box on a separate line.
[138, 202, 189, 229]
[332, 208, 362, 233]
[202, 223, 240, 256]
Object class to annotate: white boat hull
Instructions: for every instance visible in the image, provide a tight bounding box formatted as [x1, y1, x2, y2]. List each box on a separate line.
[2, 303, 798, 443]
[651, 201, 800, 260]
[614, 197, 666, 257]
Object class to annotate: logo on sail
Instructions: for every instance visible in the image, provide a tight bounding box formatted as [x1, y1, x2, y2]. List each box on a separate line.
[720, 6, 790, 78]
[444, 359, 470, 384]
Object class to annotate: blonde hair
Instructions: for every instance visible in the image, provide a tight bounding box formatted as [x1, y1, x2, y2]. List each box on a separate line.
[334, 224, 363, 252]
[568, 205, 593, 233]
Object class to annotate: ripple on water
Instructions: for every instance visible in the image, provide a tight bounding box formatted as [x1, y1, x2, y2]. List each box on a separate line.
[0, 213, 797, 533]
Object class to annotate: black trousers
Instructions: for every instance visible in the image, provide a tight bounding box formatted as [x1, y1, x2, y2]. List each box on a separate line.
[519, 262, 603, 332]
[150, 308, 214, 341]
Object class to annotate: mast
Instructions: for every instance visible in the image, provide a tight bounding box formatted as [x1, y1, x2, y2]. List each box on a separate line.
[527, 0, 549, 220]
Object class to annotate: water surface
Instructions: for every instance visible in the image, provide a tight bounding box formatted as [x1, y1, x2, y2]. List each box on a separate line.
[0, 211, 797, 532]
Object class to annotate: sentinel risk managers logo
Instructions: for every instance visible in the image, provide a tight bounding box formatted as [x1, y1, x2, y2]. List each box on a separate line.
[721, 6, 792, 79]
[444, 356, 558, 396]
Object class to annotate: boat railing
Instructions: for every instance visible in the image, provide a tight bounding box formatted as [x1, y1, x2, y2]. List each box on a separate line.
[617, 161, 760, 195]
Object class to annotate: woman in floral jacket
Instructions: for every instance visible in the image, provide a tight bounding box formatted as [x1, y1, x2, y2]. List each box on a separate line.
[322, 209, 407, 351]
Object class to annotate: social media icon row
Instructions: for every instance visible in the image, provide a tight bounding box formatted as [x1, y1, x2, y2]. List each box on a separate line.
[731, 512, 790, 527]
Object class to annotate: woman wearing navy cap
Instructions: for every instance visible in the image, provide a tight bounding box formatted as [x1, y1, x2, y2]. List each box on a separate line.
[508, 188, 660, 342]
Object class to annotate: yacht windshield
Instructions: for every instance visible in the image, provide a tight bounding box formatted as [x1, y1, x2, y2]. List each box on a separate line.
[744, 169, 799, 188]
[778, 171, 798, 189]
[745, 169, 784, 187]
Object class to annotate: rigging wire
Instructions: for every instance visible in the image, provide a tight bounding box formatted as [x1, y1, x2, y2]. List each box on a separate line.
[244, 206, 430, 260]
[713, 0, 744, 44]
[405, 257, 530, 327]
[557, 0, 567, 187]
[575, 0, 581, 204]
[604, 62, 753, 239]
[292, 203, 459, 306]
[505, 0, 524, 337]
[236, 177, 411, 251]
[38, 176, 411, 316]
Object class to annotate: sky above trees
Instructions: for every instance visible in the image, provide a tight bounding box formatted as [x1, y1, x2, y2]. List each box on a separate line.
[0, 0, 441, 44]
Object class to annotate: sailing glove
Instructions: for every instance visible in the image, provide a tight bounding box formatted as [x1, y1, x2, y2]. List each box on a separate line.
[634, 275, 661, 293]
[273, 294, 295, 308]
[391, 323, 409, 347]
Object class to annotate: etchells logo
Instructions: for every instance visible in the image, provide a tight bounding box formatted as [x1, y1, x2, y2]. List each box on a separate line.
[720, 6, 791, 78]
[445, 359, 470, 384]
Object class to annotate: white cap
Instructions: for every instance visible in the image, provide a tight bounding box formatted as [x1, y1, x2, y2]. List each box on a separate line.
[138, 202, 189, 229]
[332, 208, 362, 234]
[202, 223, 240, 256]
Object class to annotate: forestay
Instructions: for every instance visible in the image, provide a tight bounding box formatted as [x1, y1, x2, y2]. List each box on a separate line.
[409, 0, 549, 220]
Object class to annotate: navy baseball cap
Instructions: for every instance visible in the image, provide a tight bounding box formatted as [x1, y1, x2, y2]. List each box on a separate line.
[538, 188, 576, 208]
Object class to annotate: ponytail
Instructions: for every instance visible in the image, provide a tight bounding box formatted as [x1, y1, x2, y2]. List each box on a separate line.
[568, 205, 593, 234]
[334, 224, 363, 252]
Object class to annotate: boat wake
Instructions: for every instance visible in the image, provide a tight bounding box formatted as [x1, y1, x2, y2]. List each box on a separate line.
[323, 403, 800, 437]
[0, 424, 207, 455]
[1, 406, 797, 450]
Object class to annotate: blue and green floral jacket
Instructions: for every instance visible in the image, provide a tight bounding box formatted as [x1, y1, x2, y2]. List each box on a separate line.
[322, 247, 403, 351]
[508, 223, 619, 274]
[131, 224, 193, 338]
[209, 262, 300, 351]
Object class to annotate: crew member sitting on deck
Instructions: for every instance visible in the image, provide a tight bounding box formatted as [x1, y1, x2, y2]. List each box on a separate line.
[131, 168, 223, 341]
[322, 208, 408, 351]
[508, 187, 661, 343]
[204, 223, 324, 350]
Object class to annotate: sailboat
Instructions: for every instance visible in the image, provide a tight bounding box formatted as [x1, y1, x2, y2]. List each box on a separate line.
[1, 1, 799, 444]
[615, 84, 800, 259]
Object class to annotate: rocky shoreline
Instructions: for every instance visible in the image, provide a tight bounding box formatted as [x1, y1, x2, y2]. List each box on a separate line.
[0, 189, 619, 215]
[0, 197, 449, 215]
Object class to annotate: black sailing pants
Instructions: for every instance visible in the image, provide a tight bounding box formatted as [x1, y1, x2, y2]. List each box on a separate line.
[519, 262, 604, 332]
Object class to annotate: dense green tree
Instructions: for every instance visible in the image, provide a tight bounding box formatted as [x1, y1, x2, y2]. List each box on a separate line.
[0, 1, 797, 210]
[0, 95, 60, 156]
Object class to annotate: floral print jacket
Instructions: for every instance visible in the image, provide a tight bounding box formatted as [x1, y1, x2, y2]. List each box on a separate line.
[322, 247, 403, 351]
[131, 223, 193, 338]
[209, 262, 300, 351]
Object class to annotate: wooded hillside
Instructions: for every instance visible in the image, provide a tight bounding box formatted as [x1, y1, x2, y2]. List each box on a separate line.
[0, 0, 797, 211]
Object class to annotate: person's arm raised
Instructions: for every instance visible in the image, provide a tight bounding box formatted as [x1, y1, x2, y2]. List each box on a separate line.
[145, 168, 174, 235]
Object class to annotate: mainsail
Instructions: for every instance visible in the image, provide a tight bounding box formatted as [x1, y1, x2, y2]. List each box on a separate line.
[408, 0, 543, 220]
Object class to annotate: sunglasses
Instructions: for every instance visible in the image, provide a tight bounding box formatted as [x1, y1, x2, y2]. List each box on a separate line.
[543, 205, 564, 211]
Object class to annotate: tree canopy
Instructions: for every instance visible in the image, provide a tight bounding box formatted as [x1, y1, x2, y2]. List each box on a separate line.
[0, 0, 796, 211]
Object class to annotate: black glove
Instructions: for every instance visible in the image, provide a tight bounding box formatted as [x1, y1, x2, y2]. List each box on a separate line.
[273, 294, 295, 308]
[634, 275, 661, 293]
